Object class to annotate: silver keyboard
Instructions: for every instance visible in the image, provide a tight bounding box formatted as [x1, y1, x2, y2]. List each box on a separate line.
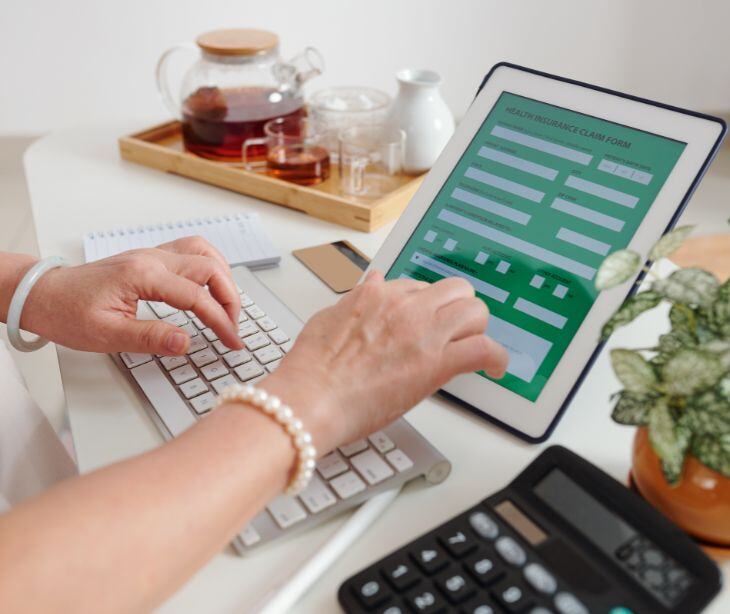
[112, 265, 451, 554]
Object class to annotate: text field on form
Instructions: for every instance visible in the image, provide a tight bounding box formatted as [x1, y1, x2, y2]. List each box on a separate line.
[491, 125, 593, 166]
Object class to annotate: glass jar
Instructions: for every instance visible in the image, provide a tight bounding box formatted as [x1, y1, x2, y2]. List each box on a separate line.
[156, 28, 323, 161]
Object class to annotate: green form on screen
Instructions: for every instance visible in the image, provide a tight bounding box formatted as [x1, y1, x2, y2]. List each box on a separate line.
[386, 92, 686, 401]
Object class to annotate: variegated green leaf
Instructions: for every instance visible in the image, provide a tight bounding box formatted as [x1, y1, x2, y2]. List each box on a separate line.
[600, 291, 662, 341]
[719, 375, 730, 402]
[595, 250, 641, 291]
[611, 391, 655, 425]
[652, 268, 720, 308]
[668, 303, 695, 333]
[648, 398, 689, 484]
[657, 329, 696, 355]
[691, 434, 730, 478]
[684, 390, 730, 435]
[707, 279, 730, 337]
[648, 225, 694, 261]
[661, 349, 725, 396]
[610, 349, 657, 393]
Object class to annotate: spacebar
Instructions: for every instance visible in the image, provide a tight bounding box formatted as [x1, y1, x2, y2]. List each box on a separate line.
[130, 360, 197, 437]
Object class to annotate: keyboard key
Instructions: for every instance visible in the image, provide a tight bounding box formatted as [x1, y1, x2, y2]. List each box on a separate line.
[329, 470, 366, 499]
[223, 349, 251, 367]
[170, 364, 197, 384]
[492, 578, 533, 613]
[351, 449, 395, 485]
[267, 495, 307, 529]
[186, 336, 208, 354]
[192, 317, 205, 329]
[434, 569, 476, 604]
[254, 345, 283, 364]
[185, 310, 195, 318]
[179, 377, 208, 399]
[238, 321, 259, 337]
[202, 327, 218, 341]
[148, 301, 177, 318]
[464, 552, 504, 587]
[268, 328, 290, 344]
[280, 340, 294, 353]
[190, 392, 216, 414]
[239, 524, 260, 547]
[120, 352, 152, 368]
[495, 536, 526, 567]
[238, 310, 248, 322]
[317, 451, 349, 479]
[245, 304, 266, 320]
[201, 360, 229, 381]
[162, 312, 188, 327]
[523, 563, 557, 595]
[243, 332, 270, 351]
[554, 592, 588, 614]
[339, 439, 368, 457]
[437, 525, 477, 558]
[352, 576, 390, 610]
[211, 374, 238, 394]
[234, 362, 265, 382]
[212, 340, 231, 354]
[257, 316, 277, 331]
[298, 475, 337, 513]
[405, 584, 446, 613]
[469, 511, 499, 540]
[385, 449, 414, 472]
[266, 359, 282, 372]
[159, 355, 187, 371]
[410, 542, 449, 575]
[461, 595, 500, 614]
[240, 293, 254, 307]
[369, 431, 395, 454]
[180, 322, 198, 337]
[190, 348, 217, 367]
[382, 557, 420, 592]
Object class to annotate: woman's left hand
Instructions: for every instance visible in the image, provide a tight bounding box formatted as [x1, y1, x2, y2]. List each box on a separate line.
[20, 237, 243, 355]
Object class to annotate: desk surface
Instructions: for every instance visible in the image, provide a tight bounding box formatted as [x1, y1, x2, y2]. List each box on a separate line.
[24, 120, 729, 613]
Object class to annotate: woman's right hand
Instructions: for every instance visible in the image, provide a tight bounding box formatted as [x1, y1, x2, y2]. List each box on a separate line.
[262, 270, 509, 454]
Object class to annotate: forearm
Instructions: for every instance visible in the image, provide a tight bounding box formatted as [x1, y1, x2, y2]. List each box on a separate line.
[0, 402, 295, 613]
[0, 252, 37, 323]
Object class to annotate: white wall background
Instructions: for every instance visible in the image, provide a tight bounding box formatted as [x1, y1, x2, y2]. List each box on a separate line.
[1, 0, 729, 135]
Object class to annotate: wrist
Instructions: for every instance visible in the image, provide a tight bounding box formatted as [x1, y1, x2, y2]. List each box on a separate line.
[18, 265, 64, 336]
[0, 254, 37, 323]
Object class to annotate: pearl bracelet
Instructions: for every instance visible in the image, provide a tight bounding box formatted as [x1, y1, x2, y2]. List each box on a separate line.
[216, 383, 317, 495]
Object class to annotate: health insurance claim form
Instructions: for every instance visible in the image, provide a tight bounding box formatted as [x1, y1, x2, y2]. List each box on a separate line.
[387, 92, 685, 402]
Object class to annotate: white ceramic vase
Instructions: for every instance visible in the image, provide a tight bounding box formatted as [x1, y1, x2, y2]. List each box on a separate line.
[387, 69, 455, 174]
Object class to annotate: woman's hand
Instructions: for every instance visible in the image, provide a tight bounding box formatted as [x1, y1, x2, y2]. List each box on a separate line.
[262, 270, 509, 453]
[21, 237, 243, 355]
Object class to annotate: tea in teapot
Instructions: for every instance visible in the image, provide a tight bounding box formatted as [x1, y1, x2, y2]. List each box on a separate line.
[157, 29, 323, 161]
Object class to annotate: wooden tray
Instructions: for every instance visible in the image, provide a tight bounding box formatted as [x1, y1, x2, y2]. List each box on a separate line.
[118, 121, 423, 232]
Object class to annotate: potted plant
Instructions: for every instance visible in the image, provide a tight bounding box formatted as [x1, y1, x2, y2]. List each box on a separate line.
[596, 226, 730, 547]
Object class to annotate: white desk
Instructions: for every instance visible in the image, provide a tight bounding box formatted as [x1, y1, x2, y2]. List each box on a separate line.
[24, 121, 729, 613]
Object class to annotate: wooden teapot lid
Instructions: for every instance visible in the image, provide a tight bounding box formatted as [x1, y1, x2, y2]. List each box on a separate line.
[196, 29, 278, 56]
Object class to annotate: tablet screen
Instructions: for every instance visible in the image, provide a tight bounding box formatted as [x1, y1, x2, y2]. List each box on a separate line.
[386, 92, 686, 401]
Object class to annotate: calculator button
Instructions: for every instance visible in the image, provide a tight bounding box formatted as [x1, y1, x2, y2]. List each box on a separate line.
[523, 563, 557, 595]
[464, 552, 504, 587]
[438, 526, 478, 558]
[642, 548, 664, 566]
[495, 536, 527, 566]
[460, 595, 500, 614]
[554, 592, 588, 614]
[379, 605, 405, 614]
[529, 608, 555, 614]
[410, 542, 449, 575]
[469, 511, 499, 540]
[382, 557, 420, 592]
[435, 569, 476, 604]
[492, 578, 533, 613]
[352, 576, 390, 610]
[405, 585, 446, 613]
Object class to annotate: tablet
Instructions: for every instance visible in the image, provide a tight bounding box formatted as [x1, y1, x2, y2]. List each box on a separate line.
[370, 63, 726, 442]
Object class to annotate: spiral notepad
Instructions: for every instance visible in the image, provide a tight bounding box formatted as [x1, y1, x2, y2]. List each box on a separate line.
[83, 213, 280, 269]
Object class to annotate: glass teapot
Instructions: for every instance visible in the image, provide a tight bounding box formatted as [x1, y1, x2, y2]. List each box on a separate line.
[156, 28, 324, 161]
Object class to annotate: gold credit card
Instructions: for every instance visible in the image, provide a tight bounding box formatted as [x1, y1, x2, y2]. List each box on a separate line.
[293, 240, 370, 293]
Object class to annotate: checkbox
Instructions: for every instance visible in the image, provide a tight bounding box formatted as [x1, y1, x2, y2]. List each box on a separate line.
[424, 230, 437, 243]
[444, 238, 457, 252]
[496, 260, 510, 274]
[475, 251, 489, 265]
[553, 284, 568, 299]
[530, 275, 544, 289]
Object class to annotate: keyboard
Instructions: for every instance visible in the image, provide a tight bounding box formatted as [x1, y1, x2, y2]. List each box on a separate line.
[338, 446, 721, 614]
[112, 265, 451, 554]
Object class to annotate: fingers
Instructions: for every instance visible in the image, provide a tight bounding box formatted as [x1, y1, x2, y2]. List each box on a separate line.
[418, 277, 475, 310]
[436, 297, 489, 341]
[442, 334, 509, 379]
[144, 271, 242, 350]
[119, 319, 190, 355]
[159, 236, 230, 273]
[387, 277, 429, 293]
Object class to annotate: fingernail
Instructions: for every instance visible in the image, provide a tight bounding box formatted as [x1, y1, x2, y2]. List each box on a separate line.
[167, 331, 188, 354]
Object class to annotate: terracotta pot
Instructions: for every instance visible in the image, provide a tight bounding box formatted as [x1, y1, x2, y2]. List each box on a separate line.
[632, 427, 730, 546]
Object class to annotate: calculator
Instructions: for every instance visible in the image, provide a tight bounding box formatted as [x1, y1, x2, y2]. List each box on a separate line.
[338, 446, 721, 614]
